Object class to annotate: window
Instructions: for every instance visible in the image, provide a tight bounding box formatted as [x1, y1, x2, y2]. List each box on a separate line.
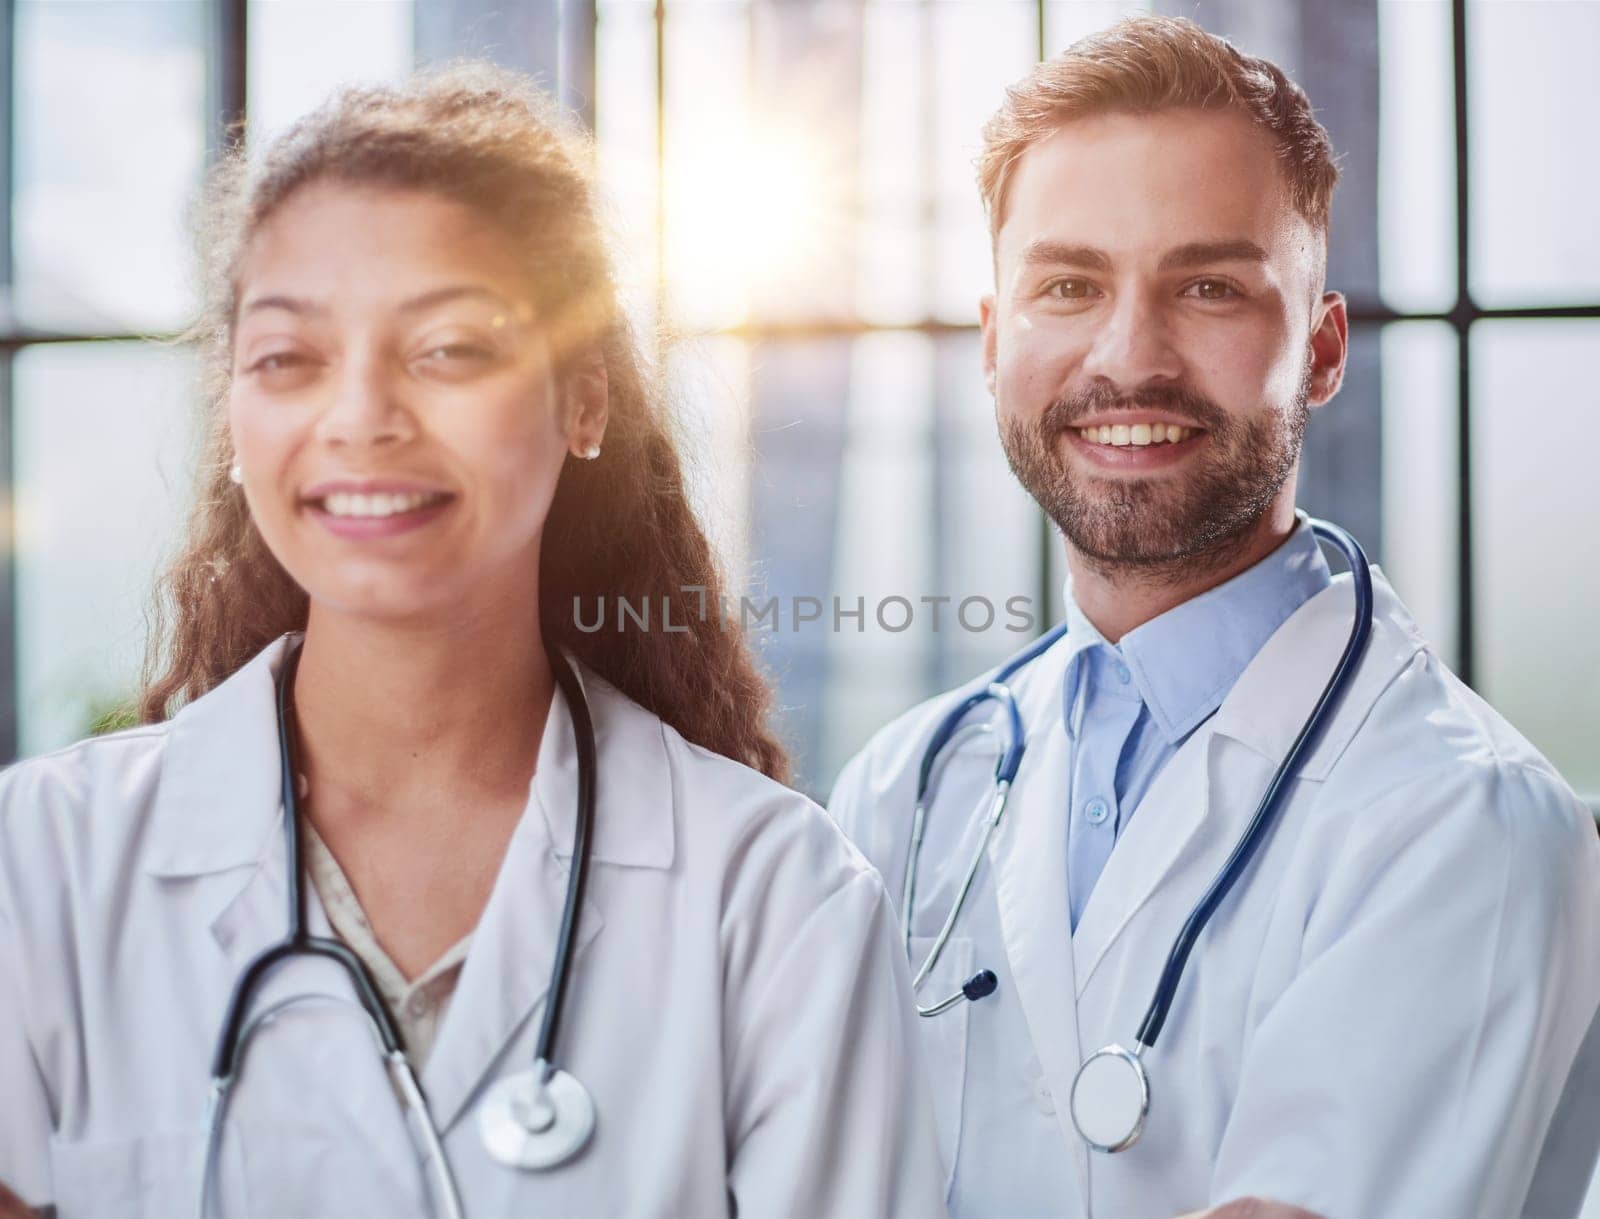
[6, 0, 1597, 816]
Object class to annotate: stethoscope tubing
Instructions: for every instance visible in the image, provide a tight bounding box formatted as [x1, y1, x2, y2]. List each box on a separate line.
[1132, 519, 1373, 1048]
[902, 519, 1375, 1059]
[208, 642, 407, 1081]
[533, 649, 597, 1074]
[200, 634, 597, 1210]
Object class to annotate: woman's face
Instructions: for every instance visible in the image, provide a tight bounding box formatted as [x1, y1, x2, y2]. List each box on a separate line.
[228, 180, 604, 626]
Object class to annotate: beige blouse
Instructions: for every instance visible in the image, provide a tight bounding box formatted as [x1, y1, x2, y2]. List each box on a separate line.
[301, 816, 471, 1069]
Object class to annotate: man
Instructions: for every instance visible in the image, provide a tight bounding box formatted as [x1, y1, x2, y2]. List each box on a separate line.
[829, 16, 1600, 1219]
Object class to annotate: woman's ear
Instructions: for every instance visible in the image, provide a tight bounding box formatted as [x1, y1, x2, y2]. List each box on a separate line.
[563, 346, 610, 459]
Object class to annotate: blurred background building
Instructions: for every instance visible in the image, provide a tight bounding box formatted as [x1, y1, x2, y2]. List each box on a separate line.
[2, 0, 1596, 828]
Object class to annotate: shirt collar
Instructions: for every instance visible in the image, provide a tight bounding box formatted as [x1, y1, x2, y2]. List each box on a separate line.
[147, 634, 676, 877]
[1059, 512, 1333, 745]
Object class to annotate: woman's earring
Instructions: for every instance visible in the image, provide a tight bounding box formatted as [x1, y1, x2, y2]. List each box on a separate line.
[228, 462, 243, 485]
[581, 444, 601, 461]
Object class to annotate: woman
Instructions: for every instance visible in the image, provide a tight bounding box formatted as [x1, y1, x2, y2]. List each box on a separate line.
[0, 66, 942, 1217]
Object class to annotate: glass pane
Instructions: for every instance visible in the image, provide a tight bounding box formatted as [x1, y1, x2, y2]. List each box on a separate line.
[596, 0, 661, 333]
[1377, 0, 1456, 313]
[1045, 1, 1152, 54]
[824, 333, 940, 786]
[1467, 0, 1600, 306]
[820, 332, 1044, 795]
[930, 1, 1036, 323]
[667, 335, 753, 579]
[1379, 321, 1459, 666]
[247, 0, 414, 148]
[661, 0, 861, 331]
[1471, 320, 1600, 804]
[11, 0, 206, 333]
[856, 1, 933, 325]
[13, 342, 199, 757]
[659, 0, 751, 330]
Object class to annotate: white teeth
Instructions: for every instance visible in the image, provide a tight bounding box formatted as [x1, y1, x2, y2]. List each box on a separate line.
[1077, 424, 1196, 448]
[320, 491, 443, 518]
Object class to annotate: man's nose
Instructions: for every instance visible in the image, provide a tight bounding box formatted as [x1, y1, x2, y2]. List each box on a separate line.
[313, 353, 415, 450]
[1079, 287, 1183, 389]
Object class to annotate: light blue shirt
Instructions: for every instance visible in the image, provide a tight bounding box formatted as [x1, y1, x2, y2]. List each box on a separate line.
[1061, 518, 1333, 930]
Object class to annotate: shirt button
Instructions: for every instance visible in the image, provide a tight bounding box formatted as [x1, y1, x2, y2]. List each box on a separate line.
[1085, 797, 1110, 825]
[1116, 662, 1131, 684]
[1035, 1075, 1056, 1115]
[405, 995, 427, 1019]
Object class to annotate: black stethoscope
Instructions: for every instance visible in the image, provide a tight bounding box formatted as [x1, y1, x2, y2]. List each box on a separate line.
[197, 636, 599, 1217]
[902, 518, 1374, 1154]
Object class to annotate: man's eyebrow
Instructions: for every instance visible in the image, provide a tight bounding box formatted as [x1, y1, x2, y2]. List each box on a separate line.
[1017, 241, 1112, 272]
[238, 285, 517, 319]
[1156, 240, 1269, 271]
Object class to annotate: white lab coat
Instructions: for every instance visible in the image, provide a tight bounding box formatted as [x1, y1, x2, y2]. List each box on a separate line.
[0, 637, 947, 1219]
[830, 567, 1600, 1219]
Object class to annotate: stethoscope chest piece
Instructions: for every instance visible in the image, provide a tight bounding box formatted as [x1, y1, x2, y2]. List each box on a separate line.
[1070, 1044, 1150, 1154]
[479, 1065, 595, 1170]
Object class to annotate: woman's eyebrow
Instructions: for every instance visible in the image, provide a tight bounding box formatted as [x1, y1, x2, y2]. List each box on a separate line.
[238, 293, 327, 319]
[237, 285, 520, 319]
[396, 284, 519, 315]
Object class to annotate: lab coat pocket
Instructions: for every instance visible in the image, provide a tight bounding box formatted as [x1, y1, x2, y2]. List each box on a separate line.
[907, 934, 972, 1197]
[48, 1128, 238, 1219]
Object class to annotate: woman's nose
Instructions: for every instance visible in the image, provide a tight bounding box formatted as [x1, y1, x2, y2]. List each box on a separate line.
[313, 355, 415, 450]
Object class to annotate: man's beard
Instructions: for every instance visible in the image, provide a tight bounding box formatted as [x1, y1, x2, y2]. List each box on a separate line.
[998, 369, 1310, 583]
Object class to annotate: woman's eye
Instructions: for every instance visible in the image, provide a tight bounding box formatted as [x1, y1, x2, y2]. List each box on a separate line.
[247, 351, 313, 375]
[420, 342, 495, 364]
[1184, 278, 1238, 301]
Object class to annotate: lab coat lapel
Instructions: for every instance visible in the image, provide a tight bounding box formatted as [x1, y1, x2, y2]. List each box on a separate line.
[1069, 727, 1216, 999]
[203, 817, 430, 1191]
[420, 799, 604, 1134]
[422, 662, 677, 1134]
[986, 665, 1091, 1211]
[1071, 568, 1428, 1004]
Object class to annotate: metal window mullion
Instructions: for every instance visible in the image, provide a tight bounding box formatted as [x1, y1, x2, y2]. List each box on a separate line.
[209, 0, 247, 159]
[1452, 0, 1475, 687]
[0, 0, 16, 758]
[1034, 0, 1052, 631]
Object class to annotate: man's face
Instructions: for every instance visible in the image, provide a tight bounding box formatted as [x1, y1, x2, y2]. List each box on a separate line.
[981, 107, 1345, 574]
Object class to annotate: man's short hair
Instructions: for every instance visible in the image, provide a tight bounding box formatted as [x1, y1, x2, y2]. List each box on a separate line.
[979, 15, 1340, 240]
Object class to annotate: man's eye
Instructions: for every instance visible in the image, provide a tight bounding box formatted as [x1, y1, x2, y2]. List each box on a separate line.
[1184, 278, 1237, 301]
[1046, 278, 1095, 301]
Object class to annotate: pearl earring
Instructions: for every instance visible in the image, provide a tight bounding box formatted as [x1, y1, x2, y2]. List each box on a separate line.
[582, 444, 601, 461]
[228, 463, 243, 485]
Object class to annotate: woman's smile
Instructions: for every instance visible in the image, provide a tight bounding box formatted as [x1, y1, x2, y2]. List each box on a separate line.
[299, 477, 458, 540]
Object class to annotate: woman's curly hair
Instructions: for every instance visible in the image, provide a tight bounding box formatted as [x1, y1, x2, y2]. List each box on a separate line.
[139, 62, 791, 783]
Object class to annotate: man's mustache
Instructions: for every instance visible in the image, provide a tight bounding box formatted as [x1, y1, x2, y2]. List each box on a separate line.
[1040, 383, 1230, 436]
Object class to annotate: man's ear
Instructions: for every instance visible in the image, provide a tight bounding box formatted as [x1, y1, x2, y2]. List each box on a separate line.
[563, 346, 609, 454]
[1306, 291, 1348, 409]
[979, 294, 998, 398]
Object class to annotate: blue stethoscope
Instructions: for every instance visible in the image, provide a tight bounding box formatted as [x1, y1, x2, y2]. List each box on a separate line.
[901, 518, 1374, 1154]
